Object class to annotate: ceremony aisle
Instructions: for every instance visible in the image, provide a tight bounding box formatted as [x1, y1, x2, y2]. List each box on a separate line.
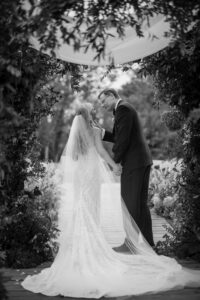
[2, 209, 200, 300]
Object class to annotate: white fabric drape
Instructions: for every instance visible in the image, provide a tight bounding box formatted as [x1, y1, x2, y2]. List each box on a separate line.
[30, 14, 171, 66]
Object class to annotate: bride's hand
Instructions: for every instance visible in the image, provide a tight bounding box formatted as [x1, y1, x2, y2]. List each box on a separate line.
[112, 163, 122, 176]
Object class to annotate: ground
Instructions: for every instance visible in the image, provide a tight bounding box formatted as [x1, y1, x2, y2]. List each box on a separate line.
[1, 209, 200, 300]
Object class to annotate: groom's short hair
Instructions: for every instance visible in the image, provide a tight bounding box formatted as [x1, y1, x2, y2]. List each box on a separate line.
[98, 88, 120, 100]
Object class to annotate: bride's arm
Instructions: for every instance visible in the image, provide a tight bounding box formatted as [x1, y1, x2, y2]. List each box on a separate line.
[93, 127, 120, 171]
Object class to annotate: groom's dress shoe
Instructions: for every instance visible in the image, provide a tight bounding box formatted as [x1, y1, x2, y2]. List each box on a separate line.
[113, 243, 131, 253]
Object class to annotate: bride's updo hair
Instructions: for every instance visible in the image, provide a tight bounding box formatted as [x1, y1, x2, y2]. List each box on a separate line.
[75, 103, 93, 128]
[71, 103, 93, 159]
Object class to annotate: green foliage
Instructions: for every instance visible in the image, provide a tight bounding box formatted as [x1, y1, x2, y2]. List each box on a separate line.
[142, 23, 200, 261]
[0, 48, 64, 202]
[0, 191, 58, 268]
[149, 160, 182, 219]
[29, 1, 200, 61]
[25, 162, 61, 225]
[0, 0, 83, 267]
[118, 78, 172, 159]
[141, 25, 200, 115]
[0, 272, 7, 300]
[0, 48, 80, 267]
[37, 81, 76, 162]
[161, 110, 185, 131]
[0, 161, 62, 268]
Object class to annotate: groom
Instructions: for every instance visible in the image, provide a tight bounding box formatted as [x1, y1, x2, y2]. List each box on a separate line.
[98, 88, 155, 247]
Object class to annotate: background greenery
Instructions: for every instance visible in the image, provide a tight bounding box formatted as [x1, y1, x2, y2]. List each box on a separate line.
[141, 23, 200, 260]
[37, 70, 173, 162]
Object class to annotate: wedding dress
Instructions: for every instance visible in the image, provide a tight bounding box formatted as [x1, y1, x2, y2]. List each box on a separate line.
[21, 113, 200, 298]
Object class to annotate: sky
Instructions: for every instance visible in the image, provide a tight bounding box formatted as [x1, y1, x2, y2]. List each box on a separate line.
[110, 71, 132, 89]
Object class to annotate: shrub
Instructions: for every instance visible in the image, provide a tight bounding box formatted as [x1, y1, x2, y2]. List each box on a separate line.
[161, 110, 185, 131]
[0, 272, 7, 300]
[25, 162, 61, 225]
[0, 190, 59, 268]
[0, 162, 61, 268]
[149, 159, 182, 220]
[0, 191, 57, 268]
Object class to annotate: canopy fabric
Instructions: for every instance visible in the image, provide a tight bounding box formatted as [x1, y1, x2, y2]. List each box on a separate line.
[30, 14, 171, 66]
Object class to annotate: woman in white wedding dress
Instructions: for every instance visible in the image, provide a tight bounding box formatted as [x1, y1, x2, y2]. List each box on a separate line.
[21, 103, 200, 298]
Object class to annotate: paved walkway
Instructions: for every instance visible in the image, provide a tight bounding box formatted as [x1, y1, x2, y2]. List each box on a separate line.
[1, 210, 200, 300]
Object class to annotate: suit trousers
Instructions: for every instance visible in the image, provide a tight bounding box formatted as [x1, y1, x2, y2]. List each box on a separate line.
[121, 164, 155, 246]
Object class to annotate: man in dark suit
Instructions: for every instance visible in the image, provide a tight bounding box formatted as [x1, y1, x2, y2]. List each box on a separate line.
[98, 88, 155, 247]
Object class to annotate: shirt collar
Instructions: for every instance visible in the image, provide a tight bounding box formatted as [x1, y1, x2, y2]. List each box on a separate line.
[115, 98, 122, 110]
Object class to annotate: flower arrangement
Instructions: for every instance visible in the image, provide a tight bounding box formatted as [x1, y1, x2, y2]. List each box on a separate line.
[149, 159, 183, 221]
[161, 110, 185, 131]
[25, 161, 61, 225]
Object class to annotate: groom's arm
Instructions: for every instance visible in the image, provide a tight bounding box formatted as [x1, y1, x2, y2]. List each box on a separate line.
[103, 130, 114, 143]
[112, 106, 133, 163]
[92, 120, 114, 143]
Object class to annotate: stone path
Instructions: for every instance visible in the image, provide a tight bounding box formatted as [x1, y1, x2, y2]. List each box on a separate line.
[1, 210, 200, 300]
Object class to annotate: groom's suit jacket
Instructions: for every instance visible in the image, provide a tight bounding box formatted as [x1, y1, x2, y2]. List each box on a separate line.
[103, 101, 152, 170]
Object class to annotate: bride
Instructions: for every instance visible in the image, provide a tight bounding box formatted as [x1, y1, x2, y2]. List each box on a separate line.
[21, 103, 200, 298]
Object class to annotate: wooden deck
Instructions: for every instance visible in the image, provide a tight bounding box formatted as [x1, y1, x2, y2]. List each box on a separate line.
[1, 210, 200, 300]
[151, 208, 170, 243]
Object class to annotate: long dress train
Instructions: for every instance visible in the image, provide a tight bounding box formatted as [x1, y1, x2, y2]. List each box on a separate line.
[21, 115, 200, 298]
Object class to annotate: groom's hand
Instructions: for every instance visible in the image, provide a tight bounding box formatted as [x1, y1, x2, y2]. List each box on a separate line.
[92, 122, 105, 139]
[113, 164, 122, 176]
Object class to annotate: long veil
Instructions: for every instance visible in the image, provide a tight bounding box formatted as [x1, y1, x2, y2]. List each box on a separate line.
[55, 113, 156, 257]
